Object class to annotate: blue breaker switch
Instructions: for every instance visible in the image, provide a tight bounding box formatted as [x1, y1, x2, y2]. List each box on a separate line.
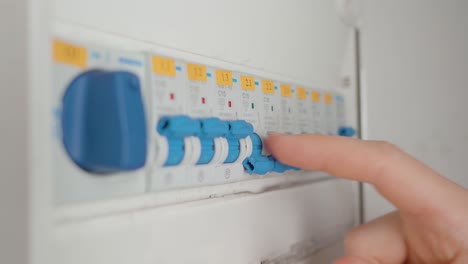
[242, 133, 275, 174]
[157, 116, 200, 167]
[199, 118, 229, 138]
[225, 120, 254, 163]
[225, 139, 240, 163]
[164, 138, 185, 166]
[338, 126, 356, 137]
[197, 118, 229, 165]
[197, 139, 215, 165]
[249, 133, 263, 156]
[227, 120, 254, 139]
[243, 155, 275, 175]
[62, 70, 147, 174]
[242, 133, 299, 174]
[157, 115, 201, 138]
[272, 160, 300, 173]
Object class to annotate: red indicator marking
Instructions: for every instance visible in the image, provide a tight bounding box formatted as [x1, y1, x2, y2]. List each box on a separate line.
[169, 93, 175, 100]
[228, 101, 232, 107]
[201, 97, 206, 104]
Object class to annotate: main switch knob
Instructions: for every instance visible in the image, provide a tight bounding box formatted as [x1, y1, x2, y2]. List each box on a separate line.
[62, 70, 147, 174]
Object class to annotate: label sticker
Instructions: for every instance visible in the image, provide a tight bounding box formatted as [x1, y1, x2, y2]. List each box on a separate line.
[262, 80, 275, 94]
[296, 86, 307, 99]
[324, 92, 333, 105]
[311, 90, 321, 103]
[53, 39, 87, 68]
[240, 75, 255, 91]
[187, 64, 207, 81]
[280, 84, 292, 97]
[216, 70, 233, 86]
[152, 56, 176, 76]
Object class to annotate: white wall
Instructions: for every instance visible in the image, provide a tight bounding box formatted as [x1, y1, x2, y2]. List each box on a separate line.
[0, 0, 29, 263]
[361, 1, 468, 220]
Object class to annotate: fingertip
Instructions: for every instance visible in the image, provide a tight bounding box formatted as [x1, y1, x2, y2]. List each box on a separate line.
[264, 133, 298, 163]
[265, 133, 288, 153]
[333, 257, 348, 264]
[265, 132, 289, 140]
[266, 132, 463, 216]
[333, 257, 350, 264]
[333, 256, 374, 264]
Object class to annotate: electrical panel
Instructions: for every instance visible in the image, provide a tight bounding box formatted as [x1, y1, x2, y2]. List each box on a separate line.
[52, 38, 356, 205]
[1, 0, 364, 262]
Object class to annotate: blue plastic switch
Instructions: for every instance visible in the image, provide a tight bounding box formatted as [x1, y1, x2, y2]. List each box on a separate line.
[157, 115, 201, 138]
[197, 139, 215, 165]
[243, 155, 275, 175]
[225, 139, 240, 163]
[164, 138, 185, 166]
[224, 120, 254, 163]
[272, 160, 300, 173]
[199, 118, 229, 138]
[242, 133, 274, 174]
[338, 126, 356, 137]
[62, 70, 147, 174]
[157, 116, 201, 167]
[197, 118, 229, 165]
[243, 133, 299, 174]
[227, 120, 254, 139]
[249, 133, 263, 156]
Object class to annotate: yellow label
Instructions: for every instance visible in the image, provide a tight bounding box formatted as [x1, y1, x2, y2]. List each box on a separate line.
[53, 39, 87, 68]
[311, 90, 321, 103]
[152, 56, 176, 76]
[296, 86, 307, 99]
[324, 92, 333, 104]
[262, 80, 275, 94]
[280, 84, 292, 97]
[187, 64, 207, 81]
[240, 75, 255, 91]
[216, 70, 233, 86]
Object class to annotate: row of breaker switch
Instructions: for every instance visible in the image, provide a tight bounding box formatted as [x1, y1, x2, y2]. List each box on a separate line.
[61, 70, 356, 176]
[154, 116, 299, 175]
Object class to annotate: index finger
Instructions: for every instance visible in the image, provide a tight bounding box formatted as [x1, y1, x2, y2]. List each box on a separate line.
[265, 134, 467, 215]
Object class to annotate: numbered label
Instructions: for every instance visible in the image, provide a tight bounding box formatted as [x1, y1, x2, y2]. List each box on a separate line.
[324, 92, 333, 105]
[240, 75, 255, 91]
[280, 84, 292, 97]
[216, 70, 233, 86]
[262, 80, 275, 94]
[152, 56, 176, 76]
[187, 64, 207, 81]
[311, 90, 321, 103]
[296, 87, 307, 99]
[53, 39, 87, 68]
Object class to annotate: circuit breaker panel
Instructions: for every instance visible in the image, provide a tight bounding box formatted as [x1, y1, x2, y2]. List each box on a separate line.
[52, 38, 356, 205]
[45, 1, 360, 263]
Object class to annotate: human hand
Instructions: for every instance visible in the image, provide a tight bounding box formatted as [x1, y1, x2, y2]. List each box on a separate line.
[265, 134, 468, 264]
